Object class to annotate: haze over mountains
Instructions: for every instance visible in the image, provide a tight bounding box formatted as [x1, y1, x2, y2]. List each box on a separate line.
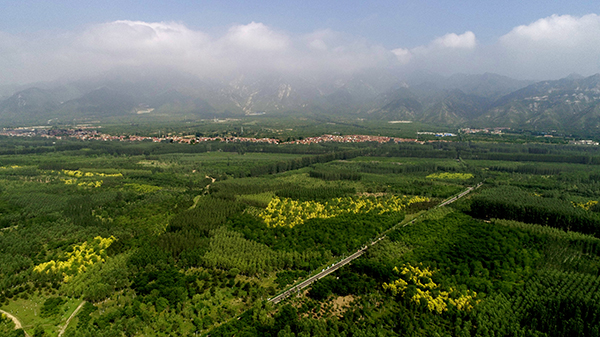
[4, 69, 600, 132]
[2, 12, 600, 133]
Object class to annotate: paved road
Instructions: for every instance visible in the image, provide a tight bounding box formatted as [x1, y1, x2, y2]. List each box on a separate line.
[268, 183, 482, 304]
[438, 182, 482, 208]
[269, 244, 373, 304]
[0, 309, 30, 337]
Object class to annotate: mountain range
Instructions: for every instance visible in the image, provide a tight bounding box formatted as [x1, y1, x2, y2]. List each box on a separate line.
[2, 69, 600, 132]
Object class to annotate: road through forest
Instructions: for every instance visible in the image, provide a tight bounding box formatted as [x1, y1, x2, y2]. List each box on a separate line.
[268, 182, 483, 304]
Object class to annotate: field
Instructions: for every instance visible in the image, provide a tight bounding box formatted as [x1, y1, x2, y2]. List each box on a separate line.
[1, 131, 600, 336]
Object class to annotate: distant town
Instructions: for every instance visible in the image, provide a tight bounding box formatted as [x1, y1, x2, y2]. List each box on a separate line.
[5, 125, 595, 147]
[0, 126, 421, 145]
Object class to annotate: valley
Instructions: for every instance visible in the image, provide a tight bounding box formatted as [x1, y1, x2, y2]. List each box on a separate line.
[1, 128, 600, 336]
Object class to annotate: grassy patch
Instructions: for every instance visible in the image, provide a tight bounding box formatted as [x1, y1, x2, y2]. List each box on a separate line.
[1, 294, 83, 335]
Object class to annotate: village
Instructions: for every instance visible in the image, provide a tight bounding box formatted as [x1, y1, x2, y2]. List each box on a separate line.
[0, 127, 422, 145]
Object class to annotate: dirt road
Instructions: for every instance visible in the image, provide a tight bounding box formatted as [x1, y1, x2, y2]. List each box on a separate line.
[58, 301, 86, 337]
[0, 309, 30, 337]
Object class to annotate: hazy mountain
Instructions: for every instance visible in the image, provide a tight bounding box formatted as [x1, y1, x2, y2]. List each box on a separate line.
[480, 74, 600, 130]
[359, 73, 600, 130]
[365, 87, 492, 125]
[363, 72, 529, 125]
[367, 87, 423, 120]
[58, 87, 137, 118]
[149, 90, 216, 117]
[0, 88, 61, 124]
[422, 89, 491, 125]
[443, 73, 534, 100]
[2, 69, 600, 133]
[218, 74, 322, 114]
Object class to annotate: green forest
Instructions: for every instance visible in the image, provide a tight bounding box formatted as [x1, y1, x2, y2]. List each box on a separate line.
[1, 132, 600, 336]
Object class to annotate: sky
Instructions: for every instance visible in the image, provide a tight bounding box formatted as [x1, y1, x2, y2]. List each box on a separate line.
[1, 0, 600, 85]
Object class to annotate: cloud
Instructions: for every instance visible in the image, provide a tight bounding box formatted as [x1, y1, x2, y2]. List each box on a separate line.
[432, 31, 476, 49]
[78, 20, 209, 55]
[304, 29, 337, 51]
[296, 29, 396, 76]
[495, 14, 600, 79]
[223, 22, 289, 52]
[501, 14, 600, 47]
[0, 20, 401, 84]
[391, 31, 478, 75]
[2, 14, 600, 85]
[389, 14, 600, 79]
[391, 48, 412, 65]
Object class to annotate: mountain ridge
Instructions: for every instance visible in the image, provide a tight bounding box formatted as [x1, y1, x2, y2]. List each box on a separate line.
[1, 70, 599, 132]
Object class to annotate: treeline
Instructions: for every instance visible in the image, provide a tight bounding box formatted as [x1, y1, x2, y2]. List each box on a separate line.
[211, 180, 357, 202]
[371, 142, 600, 165]
[470, 152, 598, 164]
[209, 178, 290, 198]
[243, 149, 366, 178]
[276, 186, 356, 201]
[353, 161, 445, 174]
[374, 143, 458, 159]
[470, 186, 600, 237]
[309, 170, 361, 181]
[488, 164, 563, 175]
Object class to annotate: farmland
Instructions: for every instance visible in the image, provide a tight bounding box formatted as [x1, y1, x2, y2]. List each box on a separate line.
[1, 131, 600, 336]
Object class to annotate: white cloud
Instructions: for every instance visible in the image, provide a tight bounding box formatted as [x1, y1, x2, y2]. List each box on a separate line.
[304, 29, 337, 51]
[496, 14, 600, 79]
[0, 20, 400, 84]
[3, 14, 600, 85]
[432, 31, 476, 49]
[294, 30, 396, 76]
[223, 22, 289, 52]
[78, 20, 209, 54]
[389, 14, 600, 79]
[391, 47, 411, 64]
[391, 31, 478, 75]
[501, 14, 600, 46]
[391, 30, 477, 63]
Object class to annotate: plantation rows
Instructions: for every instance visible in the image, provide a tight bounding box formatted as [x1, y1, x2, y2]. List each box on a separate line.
[470, 186, 600, 236]
[510, 270, 600, 336]
[202, 227, 323, 274]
